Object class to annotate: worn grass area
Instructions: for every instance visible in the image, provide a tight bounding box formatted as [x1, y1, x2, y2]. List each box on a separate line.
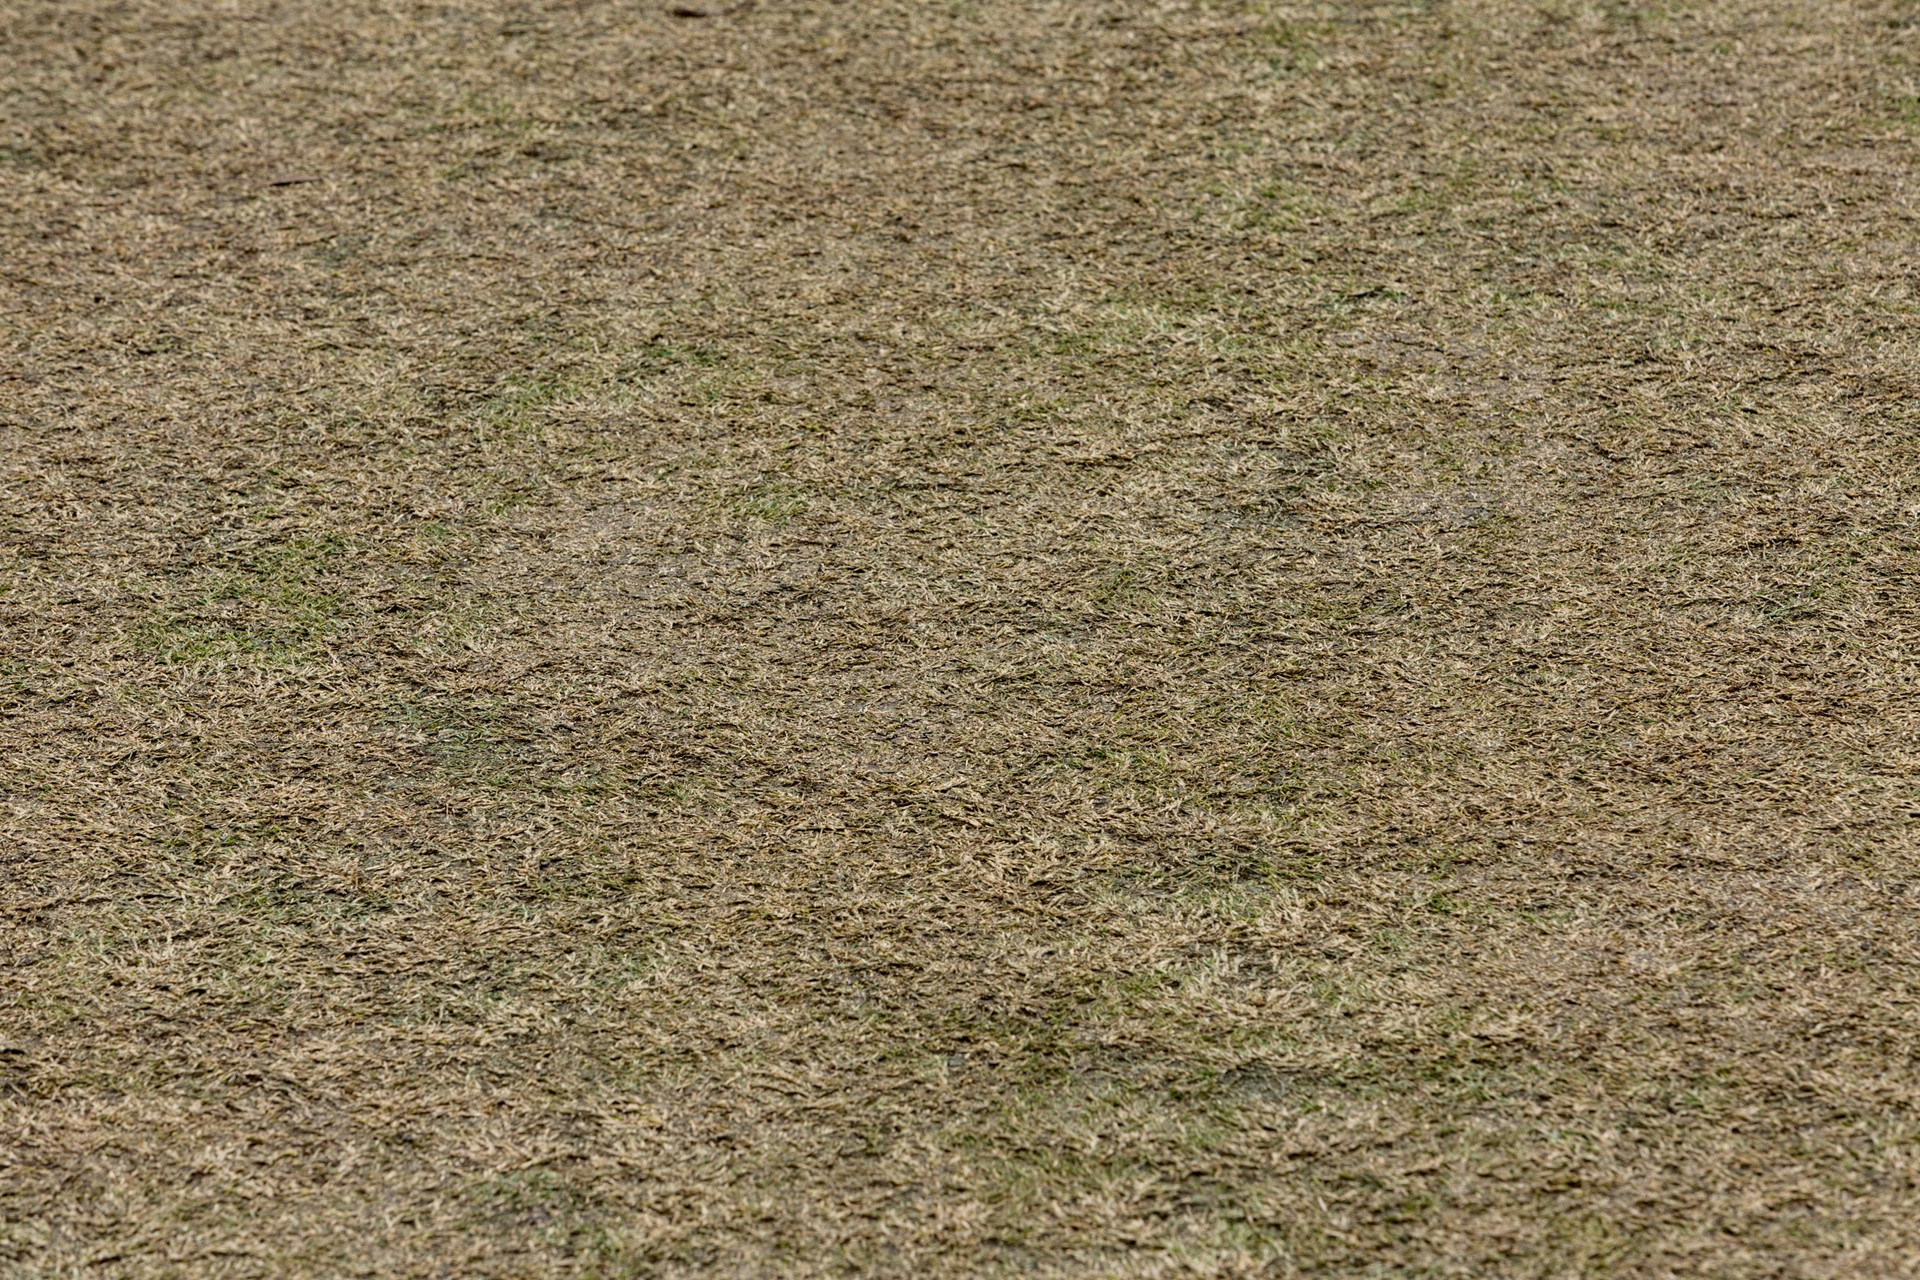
[4, 0, 1920, 1275]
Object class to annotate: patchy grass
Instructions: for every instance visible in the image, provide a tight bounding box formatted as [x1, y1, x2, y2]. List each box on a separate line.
[132, 535, 350, 665]
[5, 0, 1920, 1276]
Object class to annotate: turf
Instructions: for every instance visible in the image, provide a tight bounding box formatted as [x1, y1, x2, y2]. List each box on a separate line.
[4, 0, 1920, 1275]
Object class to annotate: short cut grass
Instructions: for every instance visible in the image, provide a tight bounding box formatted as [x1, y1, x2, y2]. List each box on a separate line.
[5, 0, 1920, 1275]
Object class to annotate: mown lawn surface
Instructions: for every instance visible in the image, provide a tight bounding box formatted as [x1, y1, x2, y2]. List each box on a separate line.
[5, 0, 1920, 1275]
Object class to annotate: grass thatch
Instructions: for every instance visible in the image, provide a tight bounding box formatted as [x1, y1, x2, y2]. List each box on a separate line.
[5, 0, 1920, 1274]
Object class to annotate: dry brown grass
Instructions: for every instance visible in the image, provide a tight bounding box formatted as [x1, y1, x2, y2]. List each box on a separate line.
[5, 0, 1920, 1274]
